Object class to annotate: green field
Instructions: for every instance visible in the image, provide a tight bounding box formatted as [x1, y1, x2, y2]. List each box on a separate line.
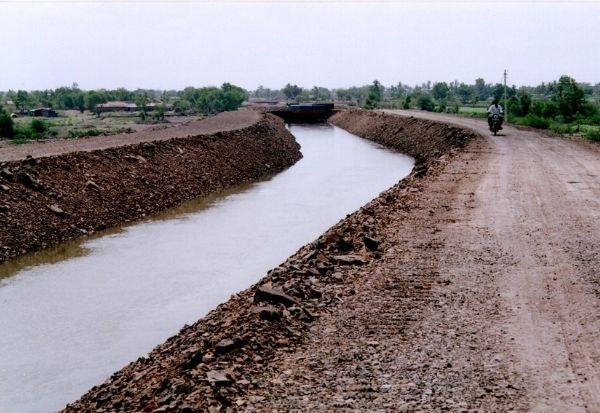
[11, 110, 194, 140]
[457, 106, 487, 117]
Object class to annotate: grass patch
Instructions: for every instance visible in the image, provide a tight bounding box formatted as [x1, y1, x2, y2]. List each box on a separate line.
[67, 129, 104, 138]
[458, 106, 487, 118]
[522, 114, 550, 129]
[10, 136, 31, 145]
[585, 128, 600, 142]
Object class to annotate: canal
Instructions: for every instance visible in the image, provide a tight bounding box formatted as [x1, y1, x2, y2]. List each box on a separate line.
[0, 124, 414, 413]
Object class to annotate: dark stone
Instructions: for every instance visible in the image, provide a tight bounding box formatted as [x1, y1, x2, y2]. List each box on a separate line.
[298, 307, 315, 322]
[1, 168, 13, 180]
[413, 162, 429, 177]
[180, 350, 203, 370]
[86, 180, 101, 192]
[363, 235, 380, 251]
[258, 306, 281, 321]
[22, 155, 37, 166]
[254, 286, 298, 307]
[19, 172, 44, 191]
[215, 336, 245, 355]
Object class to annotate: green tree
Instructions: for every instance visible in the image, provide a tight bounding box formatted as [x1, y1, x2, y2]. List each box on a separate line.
[474, 78, 488, 101]
[417, 94, 434, 111]
[0, 105, 15, 139]
[153, 104, 166, 121]
[432, 82, 449, 101]
[283, 84, 302, 101]
[492, 83, 505, 101]
[220, 83, 246, 111]
[173, 99, 192, 114]
[85, 90, 108, 113]
[335, 86, 368, 105]
[135, 93, 149, 120]
[15, 90, 32, 111]
[457, 83, 473, 104]
[364, 80, 383, 109]
[551, 75, 585, 122]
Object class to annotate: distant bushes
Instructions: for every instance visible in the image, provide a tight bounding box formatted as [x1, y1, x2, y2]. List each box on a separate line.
[68, 128, 103, 138]
[12, 118, 57, 142]
[520, 114, 550, 129]
[586, 129, 600, 142]
[0, 105, 14, 139]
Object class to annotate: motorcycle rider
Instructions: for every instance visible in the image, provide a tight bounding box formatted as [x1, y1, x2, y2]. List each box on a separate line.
[487, 99, 504, 131]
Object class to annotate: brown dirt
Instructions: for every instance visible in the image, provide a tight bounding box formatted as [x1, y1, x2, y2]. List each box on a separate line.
[0, 111, 261, 162]
[12, 108, 600, 412]
[0, 111, 300, 263]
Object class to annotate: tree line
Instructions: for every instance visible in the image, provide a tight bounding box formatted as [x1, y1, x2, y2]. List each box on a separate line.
[252, 76, 600, 140]
[0, 83, 246, 115]
[0, 83, 247, 140]
[2, 76, 600, 141]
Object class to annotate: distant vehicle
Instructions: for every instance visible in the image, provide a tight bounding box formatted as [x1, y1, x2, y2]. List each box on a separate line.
[488, 113, 502, 135]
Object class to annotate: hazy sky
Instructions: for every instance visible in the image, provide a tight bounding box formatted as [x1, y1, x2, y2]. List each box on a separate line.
[2, 0, 599, 91]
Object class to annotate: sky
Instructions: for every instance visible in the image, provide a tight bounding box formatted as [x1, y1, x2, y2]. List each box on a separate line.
[1, 0, 599, 92]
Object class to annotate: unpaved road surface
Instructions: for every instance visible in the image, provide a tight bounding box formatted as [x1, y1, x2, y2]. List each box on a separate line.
[387, 111, 600, 411]
[241, 111, 600, 412]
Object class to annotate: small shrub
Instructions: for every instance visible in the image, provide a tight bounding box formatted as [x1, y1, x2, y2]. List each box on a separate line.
[31, 118, 47, 133]
[522, 114, 550, 129]
[416, 95, 434, 111]
[550, 123, 573, 134]
[586, 129, 600, 142]
[10, 134, 30, 144]
[587, 113, 600, 126]
[68, 128, 103, 138]
[0, 105, 15, 138]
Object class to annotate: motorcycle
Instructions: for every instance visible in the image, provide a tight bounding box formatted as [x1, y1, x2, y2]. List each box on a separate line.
[488, 113, 503, 135]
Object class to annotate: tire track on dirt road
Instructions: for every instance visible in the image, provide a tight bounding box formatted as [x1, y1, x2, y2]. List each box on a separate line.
[387, 110, 600, 412]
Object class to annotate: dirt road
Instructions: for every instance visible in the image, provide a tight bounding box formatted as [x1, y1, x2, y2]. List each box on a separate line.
[240, 111, 600, 411]
[408, 112, 600, 410]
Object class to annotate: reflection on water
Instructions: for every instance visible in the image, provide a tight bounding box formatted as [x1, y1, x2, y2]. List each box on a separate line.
[0, 241, 92, 281]
[0, 183, 256, 282]
[0, 124, 413, 413]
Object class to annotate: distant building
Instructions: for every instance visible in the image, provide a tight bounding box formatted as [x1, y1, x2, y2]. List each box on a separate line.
[95, 101, 139, 113]
[30, 108, 58, 117]
[95, 101, 165, 113]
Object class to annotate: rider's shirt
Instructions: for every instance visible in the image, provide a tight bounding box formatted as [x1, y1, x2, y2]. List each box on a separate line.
[487, 104, 503, 116]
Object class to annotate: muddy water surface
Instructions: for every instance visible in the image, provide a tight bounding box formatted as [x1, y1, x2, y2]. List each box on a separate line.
[0, 124, 413, 413]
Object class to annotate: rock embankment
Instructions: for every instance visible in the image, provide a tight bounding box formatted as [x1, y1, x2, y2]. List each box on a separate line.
[61, 110, 480, 413]
[0, 113, 301, 263]
[329, 108, 473, 175]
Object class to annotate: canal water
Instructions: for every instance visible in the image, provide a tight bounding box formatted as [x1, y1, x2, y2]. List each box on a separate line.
[0, 124, 414, 413]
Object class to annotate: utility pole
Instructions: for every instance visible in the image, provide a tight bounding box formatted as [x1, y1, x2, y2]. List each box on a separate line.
[504, 69, 508, 123]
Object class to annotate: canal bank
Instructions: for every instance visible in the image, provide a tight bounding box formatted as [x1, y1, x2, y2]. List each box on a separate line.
[60, 109, 481, 413]
[0, 112, 301, 263]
